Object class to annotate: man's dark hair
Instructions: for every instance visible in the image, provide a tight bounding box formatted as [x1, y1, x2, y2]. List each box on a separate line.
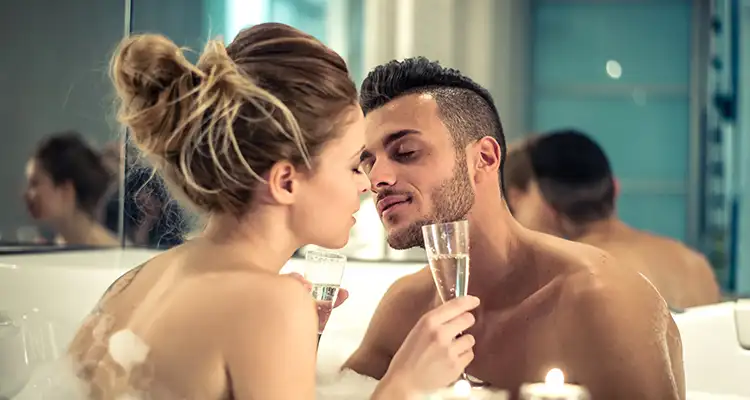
[528, 129, 615, 224]
[34, 131, 112, 216]
[360, 57, 506, 193]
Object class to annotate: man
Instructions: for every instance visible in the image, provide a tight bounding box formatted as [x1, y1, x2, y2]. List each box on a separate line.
[504, 130, 721, 310]
[344, 57, 685, 399]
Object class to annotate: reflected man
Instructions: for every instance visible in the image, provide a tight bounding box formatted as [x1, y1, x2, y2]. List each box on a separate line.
[504, 130, 721, 310]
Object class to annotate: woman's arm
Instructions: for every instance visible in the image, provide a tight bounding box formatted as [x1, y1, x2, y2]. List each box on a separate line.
[223, 276, 318, 399]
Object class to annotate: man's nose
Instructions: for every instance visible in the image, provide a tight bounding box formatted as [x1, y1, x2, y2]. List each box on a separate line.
[368, 159, 397, 191]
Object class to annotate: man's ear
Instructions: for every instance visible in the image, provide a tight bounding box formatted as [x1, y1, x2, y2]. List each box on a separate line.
[472, 136, 501, 184]
[267, 161, 300, 205]
[613, 177, 620, 199]
[475, 136, 501, 170]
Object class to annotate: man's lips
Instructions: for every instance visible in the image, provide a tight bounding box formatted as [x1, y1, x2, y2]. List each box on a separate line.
[376, 195, 411, 216]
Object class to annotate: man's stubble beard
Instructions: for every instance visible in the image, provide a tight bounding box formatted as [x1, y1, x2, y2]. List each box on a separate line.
[386, 157, 475, 250]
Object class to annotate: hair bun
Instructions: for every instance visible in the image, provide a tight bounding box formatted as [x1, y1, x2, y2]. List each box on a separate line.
[111, 34, 201, 155]
[112, 34, 193, 100]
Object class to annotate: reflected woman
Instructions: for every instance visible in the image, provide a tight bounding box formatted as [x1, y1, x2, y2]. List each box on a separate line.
[24, 131, 118, 247]
[67, 23, 479, 400]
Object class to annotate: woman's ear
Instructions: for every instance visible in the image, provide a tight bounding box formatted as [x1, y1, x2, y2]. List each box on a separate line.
[266, 161, 299, 205]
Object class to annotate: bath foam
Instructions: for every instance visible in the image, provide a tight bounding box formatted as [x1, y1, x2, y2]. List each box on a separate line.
[108, 329, 150, 373]
[12, 356, 89, 400]
[686, 392, 750, 400]
[115, 393, 143, 400]
[316, 368, 380, 400]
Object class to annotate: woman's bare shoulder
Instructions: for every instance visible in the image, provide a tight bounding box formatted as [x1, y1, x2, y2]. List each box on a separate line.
[197, 268, 316, 328]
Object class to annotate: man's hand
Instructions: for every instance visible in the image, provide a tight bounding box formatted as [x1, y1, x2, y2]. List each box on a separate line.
[286, 272, 350, 308]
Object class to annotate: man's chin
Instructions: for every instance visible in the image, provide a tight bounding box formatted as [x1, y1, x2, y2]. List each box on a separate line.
[385, 225, 424, 250]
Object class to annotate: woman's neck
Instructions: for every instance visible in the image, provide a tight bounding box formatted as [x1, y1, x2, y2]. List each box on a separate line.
[201, 209, 299, 274]
[55, 212, 119, 246]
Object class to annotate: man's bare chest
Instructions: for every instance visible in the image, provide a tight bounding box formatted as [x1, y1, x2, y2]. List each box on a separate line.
[464, 304, 567, 393]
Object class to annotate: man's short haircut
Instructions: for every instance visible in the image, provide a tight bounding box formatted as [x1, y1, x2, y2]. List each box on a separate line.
[360, 57, 507, 193]
[511, 129, 616, 224]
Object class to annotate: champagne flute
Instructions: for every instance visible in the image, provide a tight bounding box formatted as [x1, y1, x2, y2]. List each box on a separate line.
[422, 220, 481, 386]
[304, 248, 346, 345]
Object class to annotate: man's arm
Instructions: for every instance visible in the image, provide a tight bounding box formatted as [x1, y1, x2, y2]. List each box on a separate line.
[686, 252, 722, 307]
[561, 272, 685, 400]
[342, 271, 431, 379]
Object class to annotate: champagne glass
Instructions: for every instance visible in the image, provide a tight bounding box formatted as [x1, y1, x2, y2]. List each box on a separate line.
[422, 220, 480, 386]
[304, 248, 346, 345]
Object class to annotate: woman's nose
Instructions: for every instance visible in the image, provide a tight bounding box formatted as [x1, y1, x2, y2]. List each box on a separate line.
[357, 173, 369, 193]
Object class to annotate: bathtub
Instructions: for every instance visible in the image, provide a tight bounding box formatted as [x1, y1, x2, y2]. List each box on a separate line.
[0, 249, 747, 399]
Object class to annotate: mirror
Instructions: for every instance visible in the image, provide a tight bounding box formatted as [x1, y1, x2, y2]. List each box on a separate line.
[0, 0, 127, 254]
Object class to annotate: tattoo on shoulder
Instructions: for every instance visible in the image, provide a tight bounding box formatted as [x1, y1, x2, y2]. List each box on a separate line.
[94, 263, 148, 309]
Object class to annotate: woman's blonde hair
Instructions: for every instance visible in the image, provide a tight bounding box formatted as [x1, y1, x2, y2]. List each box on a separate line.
[110, 23, 358, 216]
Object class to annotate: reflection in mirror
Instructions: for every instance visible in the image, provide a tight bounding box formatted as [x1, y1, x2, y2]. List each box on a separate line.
[0, 1, 125, 254]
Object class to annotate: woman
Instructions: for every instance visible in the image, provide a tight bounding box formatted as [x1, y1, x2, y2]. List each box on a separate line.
[67, 23, 478, 399]
[24, 131, 118, 247]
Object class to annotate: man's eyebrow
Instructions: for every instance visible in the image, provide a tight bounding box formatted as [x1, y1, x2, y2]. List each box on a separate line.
[383, 129, 419, 147]
[360, 129, 420, 162]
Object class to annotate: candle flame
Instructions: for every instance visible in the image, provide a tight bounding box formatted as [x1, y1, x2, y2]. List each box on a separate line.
[452, 379, 472, 396]
[545, 368, 565, 388]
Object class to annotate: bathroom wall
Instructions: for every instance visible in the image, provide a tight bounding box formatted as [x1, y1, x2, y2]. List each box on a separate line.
[530, 0, 695, 244]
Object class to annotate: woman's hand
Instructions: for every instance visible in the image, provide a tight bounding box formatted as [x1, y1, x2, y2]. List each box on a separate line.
[285, 272, 349, 332]
[285, 272, 349, 308]
[379, 295, 480, 397]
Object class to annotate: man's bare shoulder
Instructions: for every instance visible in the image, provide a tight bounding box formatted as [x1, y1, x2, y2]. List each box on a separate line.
[530, 231, 674, 336]
[535, 231, 667, 307]
[375, 266, 436, 319]
[530, 231, 624, 278]
[541, 240, 683, 398]
[387, 266, 434, 296]
[631, 228, 709, 268]
[341, 266, 435, 378]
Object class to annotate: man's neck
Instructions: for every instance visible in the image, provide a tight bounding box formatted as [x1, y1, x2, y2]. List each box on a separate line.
[463, 193, 531, 301]
[570, 216, 627, 243]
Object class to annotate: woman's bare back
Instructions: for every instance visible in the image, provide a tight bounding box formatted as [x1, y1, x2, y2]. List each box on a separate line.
[67, 244, 283, 399]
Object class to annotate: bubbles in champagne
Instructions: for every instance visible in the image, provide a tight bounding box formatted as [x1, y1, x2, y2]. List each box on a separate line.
[310, 283, 340, 333]
[428, 253, 470, 303]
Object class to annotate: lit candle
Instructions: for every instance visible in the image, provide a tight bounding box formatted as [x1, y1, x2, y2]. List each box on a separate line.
[425, 379, 509, 400]
[519, 368, 590, 400]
